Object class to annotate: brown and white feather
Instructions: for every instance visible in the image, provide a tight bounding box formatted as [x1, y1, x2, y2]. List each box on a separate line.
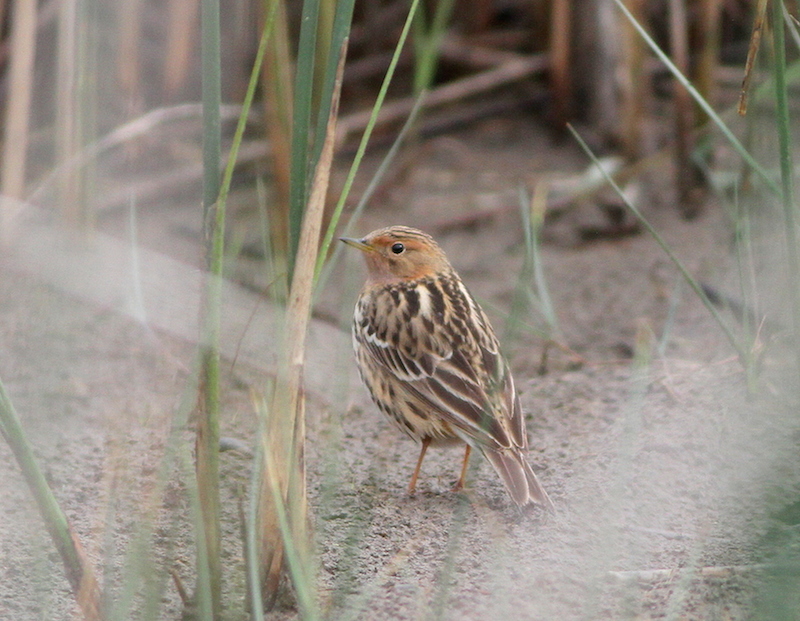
[347, 226, 553, 509]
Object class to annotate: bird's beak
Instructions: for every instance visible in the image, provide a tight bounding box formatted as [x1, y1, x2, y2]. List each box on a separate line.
[339, 237, 375, 253]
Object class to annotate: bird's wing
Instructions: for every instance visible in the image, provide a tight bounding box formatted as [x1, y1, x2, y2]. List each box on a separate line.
[359, 308, 522, 452]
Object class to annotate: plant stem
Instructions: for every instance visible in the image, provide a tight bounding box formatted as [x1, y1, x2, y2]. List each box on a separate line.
[287, 0, 323, 280]
[258, 34, 348, 619]
[0, 379, 103, 621]
[569, 124, 746, 363]
[612, 0, 778, 196]
[197, 0, 222, 615]
[770, 0, 800, 378]
[314, 0, 422, 279]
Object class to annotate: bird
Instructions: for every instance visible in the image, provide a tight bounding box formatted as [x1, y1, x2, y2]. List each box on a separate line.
[341, 225, 553, 509]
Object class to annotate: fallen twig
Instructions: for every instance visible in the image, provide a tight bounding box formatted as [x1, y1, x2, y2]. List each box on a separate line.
[30, 103, 254, 205]
[607, 564, 769, 583]
[336, 54, 548, 147]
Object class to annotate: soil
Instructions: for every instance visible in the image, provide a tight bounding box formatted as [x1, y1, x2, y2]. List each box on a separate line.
[2, 112, 800, 621]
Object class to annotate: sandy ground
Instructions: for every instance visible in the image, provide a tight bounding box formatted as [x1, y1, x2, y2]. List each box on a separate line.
[2, 115, 800, 620]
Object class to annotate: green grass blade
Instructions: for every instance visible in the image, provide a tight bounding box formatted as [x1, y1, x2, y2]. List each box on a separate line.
[314, 0, 423, 281]
[201, 0, 221, 219]
[770, 0, 800, 376]
[568, 124, 747, 362]
[528, 186, 558, 332]
[413, 0, 456, 94]
[0, 378, 102, 619]
[198, 0, 223, 615]
[315, 91, 427, 287]
[246, 445, 266, 621]
[310, 0, 356, 171]
[611, 0, 779, 196]
[287, 0, 323, 277]
[216, 6, 276, 224]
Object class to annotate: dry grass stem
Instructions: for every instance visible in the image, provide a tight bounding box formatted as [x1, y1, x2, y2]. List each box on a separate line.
[1, 0, 37, 241]
[619, 0, 646, 158]
[696, 0, 723, 110]
[164, 0, 198, 98]
[259, 38, 348, 612]
[549, 0, 572, 128]
[668, 0, 702, 216]
[57, 0, 81, 225]
[607, 564, 769, 584]
[118, 0, 142, 107]
[336, 53, 547, 147]
[260, 0, 294, 260]
[738, 0, 769, 116]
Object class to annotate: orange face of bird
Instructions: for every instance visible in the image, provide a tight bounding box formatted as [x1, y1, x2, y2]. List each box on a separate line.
[340, 226, 451, 284]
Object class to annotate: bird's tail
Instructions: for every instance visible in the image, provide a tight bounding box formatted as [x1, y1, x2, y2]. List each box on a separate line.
[482, 447, 554, 510]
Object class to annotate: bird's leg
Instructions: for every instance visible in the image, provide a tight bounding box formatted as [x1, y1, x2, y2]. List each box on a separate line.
[408, 437, 431, 495]
[453, 444, 472, 491]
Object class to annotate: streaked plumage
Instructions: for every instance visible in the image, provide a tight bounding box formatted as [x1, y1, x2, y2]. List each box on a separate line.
[341, 225, 553, 509]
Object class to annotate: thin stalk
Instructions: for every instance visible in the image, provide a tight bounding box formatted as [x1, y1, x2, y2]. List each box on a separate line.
[57, 0, 79, 225]
[259, 400, 319, 619]
[504, 185, 559, 349]
[770, 0, 800, 377]
[668, 0, 703, 216]
[1, 0, 37, 239]
[429, 497, 470, 619]
[732, 187, 760, 391]
[657, 280, 683, 357]
[197, 0, 222, 614]
[0, 378, 103, 621]
[504, 187, 541, 345]
[310, 0, 357, 172]
[569, 124, 747, 363]
[258, 39, 348, 614]
[261, 0, 293, 263]
[611, 0, 779, 196]
[315, 91, 427, 287]
[164, 0, 196, 96]
[196, 2, 275, 617]
[412, 0, 456, 94]
[549, 0, 572, 128]
[246, 433, 266, 621]
[529, 184, 558, 332]
[315, 0, 423, 278]
[201, 0, 221, 221]
[109, 366, 201, 621]
[203, 20, 277, 616]
[738, 0, 768, 116]
[217, 4, 276, 217]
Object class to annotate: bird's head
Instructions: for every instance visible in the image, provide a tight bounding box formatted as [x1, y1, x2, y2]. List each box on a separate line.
[340, 225, 451, 284]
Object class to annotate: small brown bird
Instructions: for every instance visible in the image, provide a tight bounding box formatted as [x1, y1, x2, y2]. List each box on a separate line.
[341, 225, 553, 509]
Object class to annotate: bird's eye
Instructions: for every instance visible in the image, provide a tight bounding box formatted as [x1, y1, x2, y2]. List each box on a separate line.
[391, 242, 405, 254]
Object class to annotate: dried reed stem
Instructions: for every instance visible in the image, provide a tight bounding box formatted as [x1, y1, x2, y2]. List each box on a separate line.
[1, 0, 37, 241]
[117, 0, 142, 106]
[668, 0, 703, 217]
[57, 0, 81, 225]
[164, 0, 198, 99]
[738, 0, 768, 116]
[259, 37, 347, 615]
[260, 0, 294, 261]
[696, 0, 722, 112]
[549, 0, 572, 128]
[196, 0, 223, 614]
[336, 53, 547, 147]
[619, 0, 646, 158]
